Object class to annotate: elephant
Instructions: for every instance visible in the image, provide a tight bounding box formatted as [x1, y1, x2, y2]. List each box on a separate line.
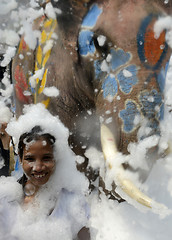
[11, 0, 172, 208]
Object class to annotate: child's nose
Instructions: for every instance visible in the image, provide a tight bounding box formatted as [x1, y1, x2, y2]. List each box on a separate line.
[34, 160, 44, 172]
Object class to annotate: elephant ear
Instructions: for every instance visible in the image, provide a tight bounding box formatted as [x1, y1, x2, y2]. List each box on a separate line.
[12, 10, 58, 117]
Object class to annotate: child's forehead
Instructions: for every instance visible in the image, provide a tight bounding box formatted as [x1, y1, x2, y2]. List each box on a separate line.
[24, 134, 50, 142]
[23, 138, 53, 151]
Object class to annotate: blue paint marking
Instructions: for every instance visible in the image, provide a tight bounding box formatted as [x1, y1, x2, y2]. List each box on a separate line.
[157, 67, 166, 93]
[137, 14, 153, 66]
[137, 14, 168, 70]
[94, 60, 102, 79]
[102, 74, 118, 98]
[29, 81, 35, 93]
[119, 101, 140, 133]
[15, 157, 20, 171]
[14, 156, 23, 176]
[159, 103, 164, 121]
[78, 30, 95, 56]
[110, 48, 131, 71]
[165, 61, 169, 75]
[139, 89, 163, 121]
[117, 65, 138, 94]
[82, 4, 102, 28]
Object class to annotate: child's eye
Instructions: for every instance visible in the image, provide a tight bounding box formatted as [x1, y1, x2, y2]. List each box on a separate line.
[42, 155, 54, 162]
[24, 156, 35, 162]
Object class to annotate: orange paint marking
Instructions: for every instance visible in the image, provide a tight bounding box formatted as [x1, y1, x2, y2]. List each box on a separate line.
[14, 66, 32, 103]
[144, 21, 166, 67]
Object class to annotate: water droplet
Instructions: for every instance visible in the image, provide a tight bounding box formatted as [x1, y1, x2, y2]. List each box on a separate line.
[24, 183, 36, 196]
[164, 0, 169, 4]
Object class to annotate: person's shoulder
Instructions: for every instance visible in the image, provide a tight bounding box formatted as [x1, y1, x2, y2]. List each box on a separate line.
[51, 188, 89, 219]
[61, 188, 90, 219]
[60, 188, 88, 206]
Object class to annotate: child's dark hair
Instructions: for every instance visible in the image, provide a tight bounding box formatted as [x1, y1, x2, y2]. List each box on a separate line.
[18, 126, 56, 159]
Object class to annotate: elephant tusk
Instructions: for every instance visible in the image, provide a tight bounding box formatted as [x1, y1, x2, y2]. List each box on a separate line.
[100, 124, 152, 208]
[100, 124, 118, 167]
[117, 169, 152, 208]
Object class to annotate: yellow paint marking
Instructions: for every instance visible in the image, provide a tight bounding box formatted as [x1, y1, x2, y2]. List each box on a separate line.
[18, 39, 23, 54]
[38, 69, 48, 94]
[41, 30, 47, 44]
[36, 78, 39, 84]
[35, 62, 39, 71]
[36, 45, 42, 66]
[42, 49, 51, 67]
[44, 19, 53, 28]
[41, 98, 50, 108]
[32, 17, 57, 105]
[47, 31, 53, 41]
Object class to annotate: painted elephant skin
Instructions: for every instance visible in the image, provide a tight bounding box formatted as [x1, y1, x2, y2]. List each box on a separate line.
[12, 0, 172, 205]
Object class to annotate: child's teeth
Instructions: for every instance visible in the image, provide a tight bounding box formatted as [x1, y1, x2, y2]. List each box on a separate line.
[34, 174, 46, 178]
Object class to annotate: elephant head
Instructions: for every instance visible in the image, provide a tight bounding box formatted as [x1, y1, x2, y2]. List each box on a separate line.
[12, 0, 172, 208]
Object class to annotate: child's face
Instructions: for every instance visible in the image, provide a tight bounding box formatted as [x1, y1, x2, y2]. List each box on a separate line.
[21, 139, 55, 187]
